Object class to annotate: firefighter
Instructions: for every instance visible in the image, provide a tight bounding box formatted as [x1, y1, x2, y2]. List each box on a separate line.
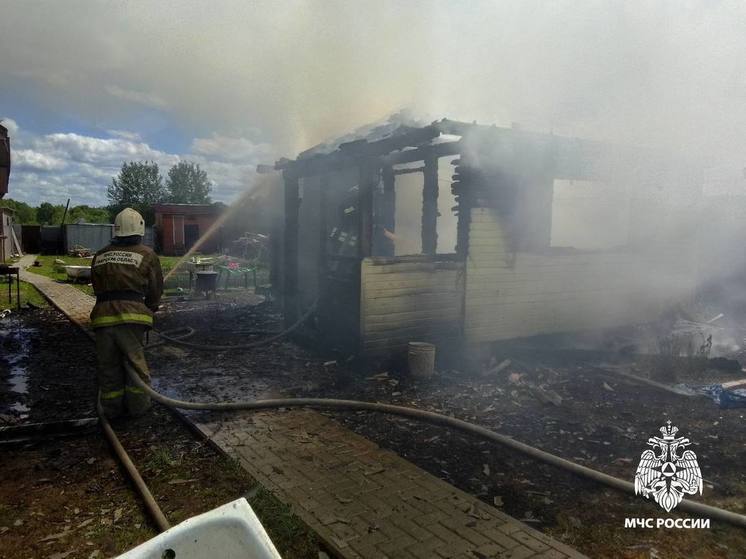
[91, 208, 163, 419]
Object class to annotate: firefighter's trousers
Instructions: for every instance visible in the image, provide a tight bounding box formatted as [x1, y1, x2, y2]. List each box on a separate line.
[95, 324, 151, 418]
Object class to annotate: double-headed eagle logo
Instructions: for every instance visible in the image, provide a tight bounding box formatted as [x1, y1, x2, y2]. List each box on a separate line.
[634, 420, 703, 512]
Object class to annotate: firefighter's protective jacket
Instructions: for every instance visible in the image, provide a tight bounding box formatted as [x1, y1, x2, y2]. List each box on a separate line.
[90, 241, 163, 329]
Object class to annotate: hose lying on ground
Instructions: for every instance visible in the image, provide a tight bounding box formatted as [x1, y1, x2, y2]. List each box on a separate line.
[145, 327, 196, 350]
[126, 367, 746, 529]
[98, 299, 746, 531]
[153, 301, 318, 351]
[97, 397, 171, 532]
[96, 326, 199, 530]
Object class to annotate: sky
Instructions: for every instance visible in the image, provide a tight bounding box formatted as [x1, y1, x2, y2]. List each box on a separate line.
[2, 0, 746, 206]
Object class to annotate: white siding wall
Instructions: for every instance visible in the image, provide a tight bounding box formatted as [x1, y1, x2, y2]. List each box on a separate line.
[360, 257, 464, 356]
[464, 208, 696, 346]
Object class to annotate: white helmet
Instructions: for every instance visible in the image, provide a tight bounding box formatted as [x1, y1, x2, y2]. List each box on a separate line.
[114, 208, 145, 237]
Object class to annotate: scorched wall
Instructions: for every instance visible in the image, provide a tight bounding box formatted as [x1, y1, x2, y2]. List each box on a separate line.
[360, 256, 464, 356]
[464, 207, 697, 347]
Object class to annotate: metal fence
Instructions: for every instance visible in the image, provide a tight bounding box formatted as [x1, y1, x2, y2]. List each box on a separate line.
[65, 223, 115, 253]
[40, 226, 62, 254]
[25, 223, 156, 254]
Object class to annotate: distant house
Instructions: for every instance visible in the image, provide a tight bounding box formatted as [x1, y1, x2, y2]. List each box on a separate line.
[154, 204, 224, 255]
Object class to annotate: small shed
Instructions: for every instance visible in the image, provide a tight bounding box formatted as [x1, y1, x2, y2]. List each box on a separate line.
[0, 206, 19, 262]
[154, 204, 224, 256]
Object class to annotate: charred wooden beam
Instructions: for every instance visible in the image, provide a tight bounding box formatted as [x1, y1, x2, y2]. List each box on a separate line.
[318, 183, 328, 288]
[339, 124, 441, 157]
[283, 172, 300, 326]
[392, 166, 425, 176]
[276, 118, 634, 183]
[379, 165, 396, 257]
[276, 138, 461, 179]
[422, 154, 438, 255]
[358, 160, 378, 258]
[382, 141, 461, 167]
[454, 155, 474, 258]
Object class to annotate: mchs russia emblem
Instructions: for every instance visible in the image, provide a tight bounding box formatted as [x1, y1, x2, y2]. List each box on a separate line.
[634, 421, 703, 512]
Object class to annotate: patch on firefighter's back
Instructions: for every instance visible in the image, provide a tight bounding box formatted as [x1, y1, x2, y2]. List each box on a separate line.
[93, 250, 144, 267]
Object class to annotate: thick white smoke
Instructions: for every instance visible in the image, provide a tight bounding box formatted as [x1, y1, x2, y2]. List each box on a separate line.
[2, 0, 746, 162]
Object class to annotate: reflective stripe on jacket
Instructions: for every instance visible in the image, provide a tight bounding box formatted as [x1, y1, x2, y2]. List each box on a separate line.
[90, 242, 163, 329]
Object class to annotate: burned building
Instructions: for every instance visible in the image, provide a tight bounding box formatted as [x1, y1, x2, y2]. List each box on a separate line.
[273, 119, 701, 359]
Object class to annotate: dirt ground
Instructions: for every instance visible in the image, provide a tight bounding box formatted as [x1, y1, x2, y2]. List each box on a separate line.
[5, 295, 746, 558]
[0, 306, 318, 559]
[149, 298, 746, 559]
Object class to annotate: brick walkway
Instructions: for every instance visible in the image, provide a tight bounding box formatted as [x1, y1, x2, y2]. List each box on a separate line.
[18, 255, 586, 559]
[197, 411, 585, 559]
[18, 255, 95, 329]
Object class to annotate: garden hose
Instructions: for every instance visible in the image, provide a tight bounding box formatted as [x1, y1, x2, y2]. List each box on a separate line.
[96, 326, 199, 532]
[97, 397, 171, 532]
[126, 366, 746, 529]
[153, 301, 318, 351]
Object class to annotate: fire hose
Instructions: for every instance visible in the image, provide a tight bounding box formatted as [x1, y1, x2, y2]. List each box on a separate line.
[104, 305, 746, 532]
[152, 302, 317, 351]
[125, 366, 746, 528]
[97, 398, 171, 531]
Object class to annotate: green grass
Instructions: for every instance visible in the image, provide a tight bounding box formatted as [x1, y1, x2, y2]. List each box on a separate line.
[143, 447, 180, 470]
[136, 440, 317, 557]
[159, 253, 269, 294]
[23, 253, 269, 298]
[1, 279, 49, 309]
[248, 486, 317, 556]
[24, 254, 96, 295]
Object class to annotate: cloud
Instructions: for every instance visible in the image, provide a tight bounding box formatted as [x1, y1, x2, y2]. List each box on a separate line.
[105, 85, 168, 109]
[4, 119, 272, 207]
[1, 117, 19, 136]
[2, 1, 746, 167]
[106, 129, 142, 142]
[13, 149, 67, 171]
[33, 133, 176, 167]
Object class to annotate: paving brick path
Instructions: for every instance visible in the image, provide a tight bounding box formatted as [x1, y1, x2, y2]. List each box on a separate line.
[18, 255, 95, 329]
[18, 254, 586, 559]
[197, 410, 585, 559]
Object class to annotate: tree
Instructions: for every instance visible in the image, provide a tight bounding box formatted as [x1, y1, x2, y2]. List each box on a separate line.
[69, 205, 111, 224]
[36, 202, 59, 225]
[166, 161, 211, 204]
[108, 161, 166, 224]
[0, 198, 36, 224]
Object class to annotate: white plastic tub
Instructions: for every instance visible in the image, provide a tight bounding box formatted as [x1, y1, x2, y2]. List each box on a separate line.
[116, 498, 281, 559]
[64, 265, 92, 281]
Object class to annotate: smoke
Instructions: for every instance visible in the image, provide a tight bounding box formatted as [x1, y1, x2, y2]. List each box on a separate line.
[3, 1, 746, 163]
[5, 0, 746, 347]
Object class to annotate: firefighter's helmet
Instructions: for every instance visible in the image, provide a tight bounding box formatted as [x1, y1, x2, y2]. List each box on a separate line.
[114, 208, 145, 237]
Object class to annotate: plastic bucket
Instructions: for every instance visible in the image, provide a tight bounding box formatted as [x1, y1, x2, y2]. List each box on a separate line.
[408, 342, 436, 379]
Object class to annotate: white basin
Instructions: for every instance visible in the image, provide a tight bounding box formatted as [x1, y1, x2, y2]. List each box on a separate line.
[116, 498, 281, 559]
[64, 265, 92, 280]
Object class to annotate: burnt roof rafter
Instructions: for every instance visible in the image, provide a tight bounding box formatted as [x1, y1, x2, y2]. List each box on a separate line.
[269, 117, 659, 182]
